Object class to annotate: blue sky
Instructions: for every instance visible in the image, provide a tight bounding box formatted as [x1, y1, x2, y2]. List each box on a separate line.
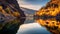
[18, 0, 50, 10]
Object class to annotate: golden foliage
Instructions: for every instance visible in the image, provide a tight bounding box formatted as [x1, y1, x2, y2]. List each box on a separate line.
[36, 0, 60, 34]
[36, 0, 60, 26]
[13, 11, 20, 17]
[0, 5, 20, 17]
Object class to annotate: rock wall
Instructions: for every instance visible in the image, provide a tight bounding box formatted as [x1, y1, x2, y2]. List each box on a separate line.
[0, 0, 25, 34]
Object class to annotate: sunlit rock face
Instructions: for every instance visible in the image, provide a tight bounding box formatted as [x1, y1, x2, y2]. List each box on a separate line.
[0, 0, 25, 34]
[36, 0, 60, 34]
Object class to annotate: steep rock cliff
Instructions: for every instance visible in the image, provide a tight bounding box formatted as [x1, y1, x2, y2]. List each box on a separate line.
[0, 0, 25, 34]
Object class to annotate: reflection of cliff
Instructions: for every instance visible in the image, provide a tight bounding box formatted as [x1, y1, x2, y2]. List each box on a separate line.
[36, 0, 60, 34]
[0, 0, 25, 34]
[21, 7, 36, 23]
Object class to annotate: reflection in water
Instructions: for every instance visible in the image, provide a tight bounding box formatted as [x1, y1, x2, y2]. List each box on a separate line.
[17, 23, 51, 34]
[36, 7, 60, 34]
[0, 17, 26, 34]
[35, 0, 60, 34]
[36, 18, 60, 34]
[16, 16, 52, 34]
[24, 16, 34, 24]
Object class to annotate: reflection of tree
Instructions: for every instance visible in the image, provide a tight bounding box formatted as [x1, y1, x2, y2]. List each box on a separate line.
[36, 0, 60, 34]
[56, 14, 60, 22]
[45, 26, 60, 34]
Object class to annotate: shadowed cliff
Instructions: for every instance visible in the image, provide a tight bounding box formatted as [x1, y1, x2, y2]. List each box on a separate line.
[0, 0, 25, 34]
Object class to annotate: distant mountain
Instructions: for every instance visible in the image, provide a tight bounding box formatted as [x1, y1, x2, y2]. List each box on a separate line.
[21, 7, 36, 24]
[21, 7, 36, 15]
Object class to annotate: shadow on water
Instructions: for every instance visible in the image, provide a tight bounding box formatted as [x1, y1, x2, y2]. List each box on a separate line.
[0, 17, 26, 34]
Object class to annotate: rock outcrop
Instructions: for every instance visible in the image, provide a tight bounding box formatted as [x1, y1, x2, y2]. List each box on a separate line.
[0, 0, 25, 34]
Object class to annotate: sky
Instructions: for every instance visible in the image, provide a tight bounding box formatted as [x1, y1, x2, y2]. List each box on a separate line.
[18, 0, 50, 10]
[18, 0, 49, 10]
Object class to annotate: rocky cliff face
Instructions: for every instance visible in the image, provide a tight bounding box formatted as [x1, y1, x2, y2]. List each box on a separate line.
[36, 0, 60, 34]
[0, 0, 25, 34]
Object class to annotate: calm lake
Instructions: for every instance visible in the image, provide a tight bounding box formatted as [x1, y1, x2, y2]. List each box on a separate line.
[17, 17, 51, 34]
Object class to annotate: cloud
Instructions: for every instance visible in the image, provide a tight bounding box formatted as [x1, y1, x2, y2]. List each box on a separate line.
[17, 0, 49, 10]
[20, 3, 42, 10]
[17, 0, 42, 10]
[20, 0, 43, 5]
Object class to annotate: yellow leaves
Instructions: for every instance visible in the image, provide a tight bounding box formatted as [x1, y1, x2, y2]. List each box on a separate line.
[0, 6, 7, 16]
[6, 7, 11, 12]
[37, 19, 46, 26]
[36, 6, 60, 27]
[36, 7, 60, 16]
[13, 11, 20, 17]
[0, 6, 3, 10]
[0, 5, 21, 17]
[36, 0, 60, 34]
[36, 18, 60, 27]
